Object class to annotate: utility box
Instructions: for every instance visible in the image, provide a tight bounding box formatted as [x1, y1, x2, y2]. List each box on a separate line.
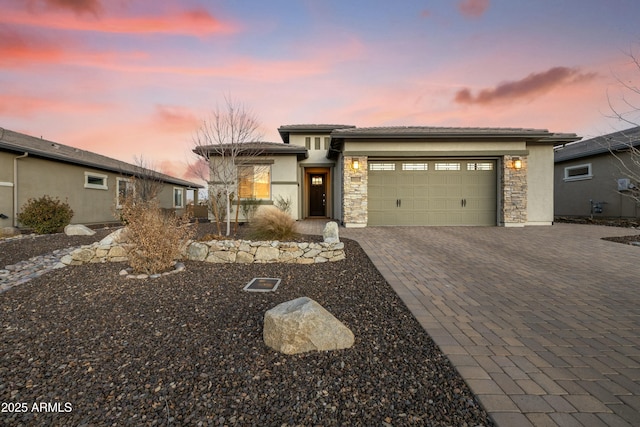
[618, 178, 631, 191]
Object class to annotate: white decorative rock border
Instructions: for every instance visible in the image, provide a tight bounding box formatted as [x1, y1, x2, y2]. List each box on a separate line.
[60, 239, 345, 267]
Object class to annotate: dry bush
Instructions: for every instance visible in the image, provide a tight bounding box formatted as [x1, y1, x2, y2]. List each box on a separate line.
[119, 196, 194, 274]
[248, 205, 299, 241]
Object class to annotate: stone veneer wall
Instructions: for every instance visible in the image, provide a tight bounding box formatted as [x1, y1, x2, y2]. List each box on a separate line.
[501, 155, 528, 225]
[342, 156, 368, 226]
[61, 239, 345, 266]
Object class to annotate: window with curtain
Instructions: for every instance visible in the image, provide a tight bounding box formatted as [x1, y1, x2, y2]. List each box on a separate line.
[238, 165, 271, 199]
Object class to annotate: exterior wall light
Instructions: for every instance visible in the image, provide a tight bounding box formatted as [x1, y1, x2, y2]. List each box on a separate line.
[512, 157, 522, 170]
[352, 158, 360, 170]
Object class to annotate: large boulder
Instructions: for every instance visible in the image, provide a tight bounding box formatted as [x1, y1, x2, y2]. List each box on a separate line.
[263, 297, 354, 354]
[323, 221, 340, 243]
[64, 224, 96, 236]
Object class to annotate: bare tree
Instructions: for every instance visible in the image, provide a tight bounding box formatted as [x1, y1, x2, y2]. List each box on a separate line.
[606, 44, 640, 204]
[132, 155, 165, 202]
[192, 97, 264, 236]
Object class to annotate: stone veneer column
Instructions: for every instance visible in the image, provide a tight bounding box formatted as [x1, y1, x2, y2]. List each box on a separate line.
[342, 156, 368, 227]
[501, 155, 527, 226]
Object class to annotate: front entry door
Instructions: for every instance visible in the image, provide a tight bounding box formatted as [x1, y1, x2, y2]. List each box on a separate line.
[309, 174, 326, 216]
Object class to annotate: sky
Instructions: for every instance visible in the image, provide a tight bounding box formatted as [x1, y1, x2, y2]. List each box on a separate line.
[2, 0, 640, 183]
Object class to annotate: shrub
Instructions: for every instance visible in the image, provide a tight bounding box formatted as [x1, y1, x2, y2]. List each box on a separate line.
[248, 205, 298, 241]
[274, 195, 292, 214]
[17, 195, 74, 234]
[118, 196, 194, 274]
[240, 196, 260, 222]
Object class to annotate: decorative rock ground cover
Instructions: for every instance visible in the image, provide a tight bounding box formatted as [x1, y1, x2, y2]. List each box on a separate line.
[0, 224, 494, 425]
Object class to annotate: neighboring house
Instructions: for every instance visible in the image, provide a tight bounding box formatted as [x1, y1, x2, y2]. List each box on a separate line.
[0, 128, 203, 228]
[197, 124, 579, 227]
[554, 126, 640, 219]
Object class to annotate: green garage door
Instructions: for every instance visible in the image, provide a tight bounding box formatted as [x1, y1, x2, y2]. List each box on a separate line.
[368, 160, 497, 226]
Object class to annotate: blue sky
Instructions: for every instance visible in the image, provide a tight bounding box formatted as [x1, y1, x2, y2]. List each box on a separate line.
[1, 0, 639, 180]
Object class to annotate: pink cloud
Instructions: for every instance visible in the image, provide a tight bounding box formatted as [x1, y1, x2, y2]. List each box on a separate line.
[454, 67, 599, 105]
[0, 28, 65, 67]
[4, 7, 237, 37]
[153, 105, 201, 133]
[458, 0, 490, 18]
[27, 0, 103, 16]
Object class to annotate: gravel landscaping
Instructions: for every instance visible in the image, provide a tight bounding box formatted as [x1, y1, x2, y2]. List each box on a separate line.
[1, 224, 495, 426]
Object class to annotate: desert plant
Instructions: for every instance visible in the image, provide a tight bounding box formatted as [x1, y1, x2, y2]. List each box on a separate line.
[240, 196, 260, 222]
[17, 195, 74, 234]
[273, 195, 292, 214]
[248, 205, 298, 240]
[118, 196, 194, 274]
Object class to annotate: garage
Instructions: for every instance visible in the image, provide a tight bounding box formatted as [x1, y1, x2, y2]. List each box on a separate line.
[368, 159, 497, 226]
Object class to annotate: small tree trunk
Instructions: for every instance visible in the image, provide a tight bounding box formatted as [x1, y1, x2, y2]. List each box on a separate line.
[234, 195, 241, 234]
[225, 191, 231, 236]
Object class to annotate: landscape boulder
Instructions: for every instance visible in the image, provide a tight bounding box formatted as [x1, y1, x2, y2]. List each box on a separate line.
[1, 226, 21, 237]
[263, 297, 354, 354]
[99, 227, 128, 245]
[64, 224, 96, 236]
[322, 221, 340, 243]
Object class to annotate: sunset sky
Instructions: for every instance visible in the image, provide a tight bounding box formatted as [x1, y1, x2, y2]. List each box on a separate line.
[2, 0, 640, 182]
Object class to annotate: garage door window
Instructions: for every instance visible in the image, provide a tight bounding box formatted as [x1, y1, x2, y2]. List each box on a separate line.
[435, 162, 460, 171]
[370, 163, 395, 171]
[467, 162, 493, 171]
[402, 163, 428, 170]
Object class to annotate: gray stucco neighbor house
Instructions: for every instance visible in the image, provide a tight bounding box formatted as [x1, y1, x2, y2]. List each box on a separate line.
[198, 124, 579, 227]
[554, 126, 640, 219]
[1, 128, 203, 228]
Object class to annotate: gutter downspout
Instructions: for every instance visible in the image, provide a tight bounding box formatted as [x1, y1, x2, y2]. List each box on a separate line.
[13, 152, 28, 227]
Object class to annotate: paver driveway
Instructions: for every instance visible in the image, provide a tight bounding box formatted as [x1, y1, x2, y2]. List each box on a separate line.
[302, 222, 640, 427]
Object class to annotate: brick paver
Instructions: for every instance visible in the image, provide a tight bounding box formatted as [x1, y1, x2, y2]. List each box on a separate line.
[298, 220, 640, 426]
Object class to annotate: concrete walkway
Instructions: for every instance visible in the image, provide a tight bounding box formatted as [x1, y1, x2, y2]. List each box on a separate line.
[298, 220, 640, 427]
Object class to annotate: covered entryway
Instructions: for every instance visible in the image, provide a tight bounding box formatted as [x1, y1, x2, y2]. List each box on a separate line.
[304, 168, 330, 218]
[368, 159, 497, 226]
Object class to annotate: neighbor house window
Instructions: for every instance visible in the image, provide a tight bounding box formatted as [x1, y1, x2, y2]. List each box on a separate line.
[116, 177, 133, 208]
[369, 163, 395, 171]
[238, 165, 271, 199]
[564, 163, 592, 181]
[84, 172, 108, 190]
[173, 188, 184, 208]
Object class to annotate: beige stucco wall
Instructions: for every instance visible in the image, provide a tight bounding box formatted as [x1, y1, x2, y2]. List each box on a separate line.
[343, 139, 528, 155]
[1, 152, 190, 228]
[287, 134, 334, 165]
[210, 155, 301, 221]
[554, 152, 639, 218]
[526, 144, 555, 225]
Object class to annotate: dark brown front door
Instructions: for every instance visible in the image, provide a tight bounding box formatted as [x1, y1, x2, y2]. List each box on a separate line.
[309, 174, 326, 216]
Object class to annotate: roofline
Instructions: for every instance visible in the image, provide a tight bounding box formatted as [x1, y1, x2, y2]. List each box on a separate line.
[0, 137, 203, 189]
[277, 124, 356, 144]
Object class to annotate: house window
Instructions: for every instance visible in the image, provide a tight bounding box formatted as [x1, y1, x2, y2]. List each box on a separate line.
[173, 188, 184, 208]
[324, 137, 330, 150]
[402, 163, 428, 171]
[564, 164, 592, 181]
[238, 165, 271, 199]
[305, 137, 311, 149]
[312, 176, 323, 186]
[116, 178, 133, 208]
[314, 137, 321, 150]
[435, 162, 461, 171]
[467, 162, 493, 171]
[369, 163, 395, 171]
[84, 172, 108, 190]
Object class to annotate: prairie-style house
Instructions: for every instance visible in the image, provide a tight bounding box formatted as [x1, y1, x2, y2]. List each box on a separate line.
[0, 128, 202, 228]
[554, 126, 640, 219]
[196, 124, 579, 227]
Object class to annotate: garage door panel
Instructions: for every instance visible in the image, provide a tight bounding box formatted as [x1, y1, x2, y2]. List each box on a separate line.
[368, 159, 496, 226]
